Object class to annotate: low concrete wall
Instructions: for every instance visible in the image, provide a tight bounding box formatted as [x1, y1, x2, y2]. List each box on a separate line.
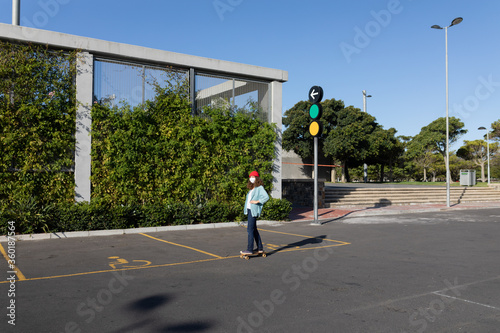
[282, 149, 337, 181]
[282, 179, 325, 208]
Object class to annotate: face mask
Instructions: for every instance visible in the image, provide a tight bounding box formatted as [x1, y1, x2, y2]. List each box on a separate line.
[249, 177, 255, 183]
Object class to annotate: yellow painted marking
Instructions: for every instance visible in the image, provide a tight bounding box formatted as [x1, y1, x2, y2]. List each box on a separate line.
[108, 257, 128, 268]
[127, 260, 151, 268]
[0, 229, 350, 284]
[259, 228, 351, 246]
[0, 256, 238, 284]
[242, 225, 350, 245]
[0, 242, 27, 281]
[139, 233, 223, 259]
[108, 257, 152, 269]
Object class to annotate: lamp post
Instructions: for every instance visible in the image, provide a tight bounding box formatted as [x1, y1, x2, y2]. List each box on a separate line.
[12, 0, 20, 25]
[478, 126, 490, 185]
[432, 17, 463, 207]
[362, 90, 372, 113]
[362, 90, 372, 183]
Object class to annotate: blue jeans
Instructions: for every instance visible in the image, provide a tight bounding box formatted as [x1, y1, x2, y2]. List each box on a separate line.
[247, 209, 263, 252]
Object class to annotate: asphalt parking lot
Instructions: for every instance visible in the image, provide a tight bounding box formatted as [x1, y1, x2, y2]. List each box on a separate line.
[1, 208, 500, 332]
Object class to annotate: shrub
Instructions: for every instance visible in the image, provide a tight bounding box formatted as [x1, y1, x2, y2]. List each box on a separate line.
[260, 198, 292, 221]
[0, 198, 292, 235]
[197, 200, 241, 224]
[0, 196, 56, 234]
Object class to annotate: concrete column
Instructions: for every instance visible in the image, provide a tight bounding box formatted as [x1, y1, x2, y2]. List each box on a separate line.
[75, 52, 93, 202]
[189, 68, 196, 115]
[270, 81, 283, 199]
[257, 84, 270, 122]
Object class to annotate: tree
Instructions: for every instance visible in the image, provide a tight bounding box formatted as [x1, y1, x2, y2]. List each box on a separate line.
[323, 106, 379, 182]
[414, 151, 438, 181]
[366, 127, 404, 182]
[491, 119, 500, 141]
[284, 98, 404, 182]
[491, 155, 500, 179]
[428, 154, 446, 182]
[408, 117, 467, 181]
[406, 135, 438, 182]
[398, 135, 416, 181]
[457, 140, 499, 182]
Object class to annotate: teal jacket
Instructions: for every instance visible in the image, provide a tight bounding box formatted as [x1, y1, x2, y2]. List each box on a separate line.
[244, 185, 270, 217]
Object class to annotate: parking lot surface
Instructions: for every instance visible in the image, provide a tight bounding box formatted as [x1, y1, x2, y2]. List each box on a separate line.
[1, 207, 500, 332]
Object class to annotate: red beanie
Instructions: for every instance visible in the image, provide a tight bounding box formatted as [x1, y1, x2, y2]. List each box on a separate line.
[249, 171, 259, 177]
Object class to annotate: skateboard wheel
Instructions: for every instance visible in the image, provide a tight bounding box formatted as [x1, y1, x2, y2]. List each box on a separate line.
[262, 253, 267, 257]
[244, 256, 249, 260]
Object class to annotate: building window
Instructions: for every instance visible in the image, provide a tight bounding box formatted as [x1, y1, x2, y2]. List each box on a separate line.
[195, 72, 270, 122]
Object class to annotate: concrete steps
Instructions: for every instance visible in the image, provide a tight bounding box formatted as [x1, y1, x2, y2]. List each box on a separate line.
[325, 186, 500, 207]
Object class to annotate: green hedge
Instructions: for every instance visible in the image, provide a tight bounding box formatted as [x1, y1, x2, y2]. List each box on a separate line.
[0, 42, 77, 208]
[1, 42, 289, 236]
[91, 86, 277, 205]
[0, 198, 292, 235]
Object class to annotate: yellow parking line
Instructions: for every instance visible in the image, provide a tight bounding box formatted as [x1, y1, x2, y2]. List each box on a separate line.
[0, 243, 346, 284]
[0, 256, 237, 284]
[259, 228, 351, 246]
[0, 230, 350, 284]
[0, 242, 27, 281]
[139, 233, 223, 259]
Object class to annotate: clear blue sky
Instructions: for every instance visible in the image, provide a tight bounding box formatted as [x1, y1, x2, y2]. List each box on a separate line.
[2, 0, 499, 149]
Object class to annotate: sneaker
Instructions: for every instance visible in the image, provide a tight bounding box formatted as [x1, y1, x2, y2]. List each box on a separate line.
[240, 250, 252, 255]
[257, 249, 265, 254]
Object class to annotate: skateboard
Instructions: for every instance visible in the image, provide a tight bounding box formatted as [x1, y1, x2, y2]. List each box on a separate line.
[240, 251, 267, 260]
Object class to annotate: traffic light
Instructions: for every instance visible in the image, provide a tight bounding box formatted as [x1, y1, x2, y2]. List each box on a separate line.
[308, 86, 323, 137]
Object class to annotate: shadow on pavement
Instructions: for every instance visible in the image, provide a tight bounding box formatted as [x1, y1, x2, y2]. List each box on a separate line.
[113, 293, 215, 332]
[265, 235, 327, 256]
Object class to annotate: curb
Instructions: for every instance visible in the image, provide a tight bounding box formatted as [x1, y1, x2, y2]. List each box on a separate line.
[2, 203, 498, 242]
[0, 220, 286, 242]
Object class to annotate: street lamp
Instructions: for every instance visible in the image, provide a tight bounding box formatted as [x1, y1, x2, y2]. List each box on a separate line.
[362, 90, 372, 183]
[431, 17, 463, 207]
[362, 90, 372, 113]
[478, 126, 491, 185]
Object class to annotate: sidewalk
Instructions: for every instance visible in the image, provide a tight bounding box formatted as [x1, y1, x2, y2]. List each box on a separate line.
[289, 201, 500, 223]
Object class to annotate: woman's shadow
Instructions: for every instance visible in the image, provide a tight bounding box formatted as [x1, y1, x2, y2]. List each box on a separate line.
[265, 235, 327, 256]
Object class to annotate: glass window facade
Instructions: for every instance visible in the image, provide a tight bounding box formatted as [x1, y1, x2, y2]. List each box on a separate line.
[93, 59, 271, 122]
[195, 72, 270, 121]
[93, 59, 189, 108]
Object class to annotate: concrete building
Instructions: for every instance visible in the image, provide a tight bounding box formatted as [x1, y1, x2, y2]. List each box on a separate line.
[0, 23, 288, 201]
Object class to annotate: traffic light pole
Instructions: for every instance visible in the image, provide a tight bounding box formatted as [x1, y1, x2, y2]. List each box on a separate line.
[313, 136, 319, 224]
[308, 85, 323, 225]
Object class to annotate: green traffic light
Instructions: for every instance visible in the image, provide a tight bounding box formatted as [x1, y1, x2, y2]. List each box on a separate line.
[309, 104, 322, 120]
